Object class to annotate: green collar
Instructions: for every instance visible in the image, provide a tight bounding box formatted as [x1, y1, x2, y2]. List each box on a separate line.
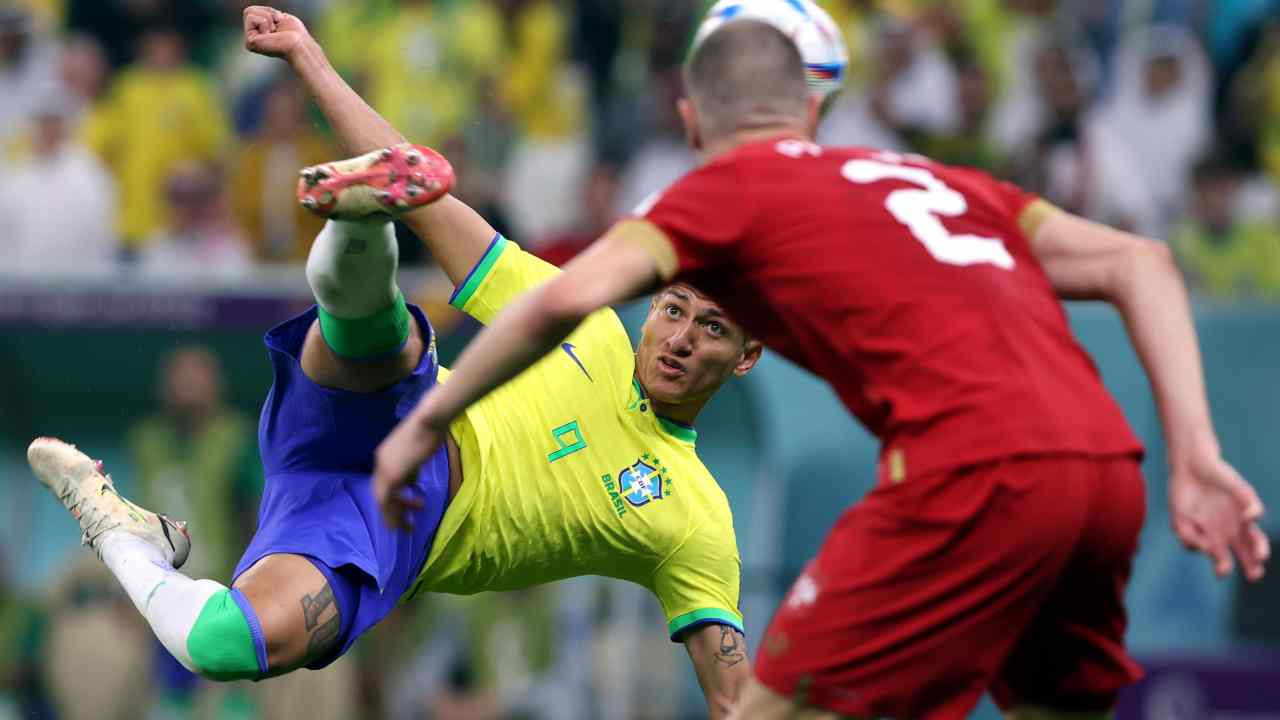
[631, 377, 698, 444]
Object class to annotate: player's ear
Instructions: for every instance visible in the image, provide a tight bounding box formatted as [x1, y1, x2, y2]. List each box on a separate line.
[678, 97, 703, 151]
[733, 340, 763, 377]
[804, 94, 823, 138]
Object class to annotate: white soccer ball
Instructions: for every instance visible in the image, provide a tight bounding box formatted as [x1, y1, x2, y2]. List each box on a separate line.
[693, 0, 849, 100]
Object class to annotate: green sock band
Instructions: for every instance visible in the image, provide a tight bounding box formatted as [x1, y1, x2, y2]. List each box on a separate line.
[316, 290, 412, 360]
[187, 589, 264, 681]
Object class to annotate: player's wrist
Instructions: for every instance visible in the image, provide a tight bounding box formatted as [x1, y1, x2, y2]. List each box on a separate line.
[1167, 432, 1222, 476]
[412, 398, 452, 434]
[286, 36, 326, 71]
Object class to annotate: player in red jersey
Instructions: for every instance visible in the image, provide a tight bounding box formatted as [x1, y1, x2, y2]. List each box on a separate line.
[373, 19, 1270, 720]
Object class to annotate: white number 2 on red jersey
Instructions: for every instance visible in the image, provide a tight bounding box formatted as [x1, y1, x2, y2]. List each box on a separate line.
[841, 155, 1015, 270]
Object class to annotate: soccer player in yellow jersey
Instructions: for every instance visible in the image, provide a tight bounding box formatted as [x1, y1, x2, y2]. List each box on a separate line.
[26, 8, 761, 718]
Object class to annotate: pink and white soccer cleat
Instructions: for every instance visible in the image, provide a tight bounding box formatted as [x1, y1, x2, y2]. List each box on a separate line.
[28, 437, 191, 569]
[296, 143, 455, 220]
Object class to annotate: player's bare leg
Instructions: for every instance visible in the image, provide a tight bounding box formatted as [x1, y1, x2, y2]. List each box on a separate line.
[728, 679, 851, 719]
[27, 438, 297, 681]
[1005, 706, 1113, 720]
[231, 553, 340, 672]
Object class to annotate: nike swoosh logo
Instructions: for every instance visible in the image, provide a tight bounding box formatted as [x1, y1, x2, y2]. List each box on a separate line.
[561, 343, 592, 381]
[158, 515, 177, 553]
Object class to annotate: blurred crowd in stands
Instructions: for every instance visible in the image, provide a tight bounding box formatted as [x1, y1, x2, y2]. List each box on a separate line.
[0, 0, 1278, 297]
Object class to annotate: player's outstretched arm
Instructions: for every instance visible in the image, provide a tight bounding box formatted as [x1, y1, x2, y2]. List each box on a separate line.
[1028, 205, 1269, 581]
[242, 5, 493, 284]
[684, 624, 750, 719]
[373, 221, 667, 526]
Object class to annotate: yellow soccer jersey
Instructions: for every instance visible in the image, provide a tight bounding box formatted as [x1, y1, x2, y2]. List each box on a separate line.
[412, 235, 743, 640]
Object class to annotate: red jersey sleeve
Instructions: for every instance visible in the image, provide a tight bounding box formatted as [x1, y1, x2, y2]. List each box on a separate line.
[943, 164, 1043, 232]
[638, 156, 755, 274]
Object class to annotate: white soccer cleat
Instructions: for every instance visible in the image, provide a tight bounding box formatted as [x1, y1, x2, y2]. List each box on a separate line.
[28, 437, 191, 569]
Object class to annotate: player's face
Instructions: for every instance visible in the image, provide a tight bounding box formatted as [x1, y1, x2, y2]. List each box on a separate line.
[636, 285, 762, 408]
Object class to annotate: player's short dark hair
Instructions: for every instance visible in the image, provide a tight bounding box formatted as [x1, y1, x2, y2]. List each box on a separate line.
[684, 19, 809, 141]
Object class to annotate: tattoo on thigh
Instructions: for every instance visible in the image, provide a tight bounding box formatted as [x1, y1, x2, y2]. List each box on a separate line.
[300, 585, 340, 658]
[715, 626, 746, 667]
[300, 586, 334, 631]
[306, 613, 341, 657]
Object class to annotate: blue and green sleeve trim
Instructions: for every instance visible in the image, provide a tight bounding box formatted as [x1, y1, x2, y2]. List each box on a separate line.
[667, 608, 745, 642]
[449, 234, 509, 309]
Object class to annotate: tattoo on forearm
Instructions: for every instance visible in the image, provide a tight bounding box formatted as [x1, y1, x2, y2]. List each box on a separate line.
[301, 586, 334, 631]
[714, 626, 746, 667]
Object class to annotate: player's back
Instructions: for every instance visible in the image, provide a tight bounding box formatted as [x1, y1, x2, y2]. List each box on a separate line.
[645, 139, 1142, 482]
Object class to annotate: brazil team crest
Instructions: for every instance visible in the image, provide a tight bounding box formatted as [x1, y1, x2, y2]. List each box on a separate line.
[618, 458, 664, 507]
[600, 453, 673, 516]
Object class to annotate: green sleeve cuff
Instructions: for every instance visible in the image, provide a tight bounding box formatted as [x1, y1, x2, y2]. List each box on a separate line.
[667, 608, 745, 642]
[449, 234, 509, 310]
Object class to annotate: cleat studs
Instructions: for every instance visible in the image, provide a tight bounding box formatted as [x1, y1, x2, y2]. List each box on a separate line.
[394, 198, 409, 209]
[314, 167, 330, 181]
[405, 151, 422, 166]
[379, 148, 393, 161]
[301, 197, 317, 210]
[406, 186, 421, 198]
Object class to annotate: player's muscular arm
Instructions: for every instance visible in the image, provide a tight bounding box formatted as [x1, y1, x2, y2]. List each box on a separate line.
[411, 224, 663, 427]
[374, 224, 665, 523]
[242, 6, 492, 284]
[1029, 206, 1269, 581]
[684, 624, 750, 719]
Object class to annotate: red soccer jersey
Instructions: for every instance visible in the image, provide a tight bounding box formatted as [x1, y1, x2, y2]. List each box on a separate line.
[641, 137, 1143, 481]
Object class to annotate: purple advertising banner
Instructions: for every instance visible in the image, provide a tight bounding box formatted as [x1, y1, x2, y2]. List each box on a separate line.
[0, 287, 311, 330]
[1117, 653, 1280, 720]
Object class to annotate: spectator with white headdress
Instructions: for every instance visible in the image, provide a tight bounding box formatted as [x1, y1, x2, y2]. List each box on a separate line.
[0, 6, 56, 154]
[1092, 24, 1213, 235]
[0, 86, 118, 273]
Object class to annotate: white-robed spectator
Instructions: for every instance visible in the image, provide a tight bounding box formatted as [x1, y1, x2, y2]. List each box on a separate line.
[985, 18, 1097, 156]
[138, 163, 252, 279]
[1092, 24, 1213, 234]
[0, 6, 57, 153]
[0, 90, 118, 273]
[819, 17, 958, 149]
[1017, 42, 1161, 237]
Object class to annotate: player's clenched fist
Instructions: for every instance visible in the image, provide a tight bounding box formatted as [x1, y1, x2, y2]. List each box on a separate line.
[243, 5, 312, 60]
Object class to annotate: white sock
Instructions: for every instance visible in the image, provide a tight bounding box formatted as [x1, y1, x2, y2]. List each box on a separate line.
[305, 219, 400, 318]
[98, 531, 224, 672]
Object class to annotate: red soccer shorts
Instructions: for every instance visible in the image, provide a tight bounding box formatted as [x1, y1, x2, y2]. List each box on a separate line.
[754, 454, 1146, 719]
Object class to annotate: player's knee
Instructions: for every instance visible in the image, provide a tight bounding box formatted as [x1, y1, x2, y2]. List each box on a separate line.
[186, 586, 268, 682]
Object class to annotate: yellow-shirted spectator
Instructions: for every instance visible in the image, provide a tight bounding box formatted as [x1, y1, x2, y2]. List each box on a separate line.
[315, 0, 395, 77]
[82, 30, 229, 250]
[228, 79, 334, 263]
[1173, 154, 1280, 299]
[498, 0, 582, 141]
[353, 0, 503, 149]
